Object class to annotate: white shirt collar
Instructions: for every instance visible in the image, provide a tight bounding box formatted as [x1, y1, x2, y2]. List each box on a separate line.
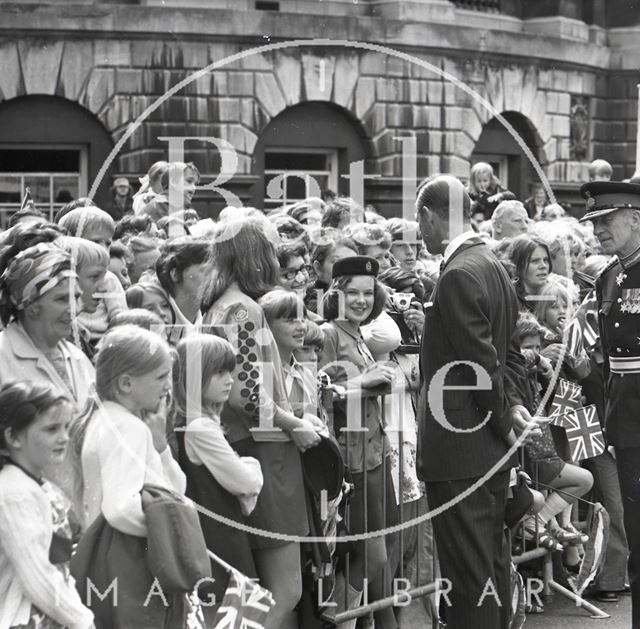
[443, 230, 479, 264]
[168, 294, 203, 328]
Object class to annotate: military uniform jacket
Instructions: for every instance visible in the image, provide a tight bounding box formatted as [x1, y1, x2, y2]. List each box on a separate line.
[596, 251, 640, 448]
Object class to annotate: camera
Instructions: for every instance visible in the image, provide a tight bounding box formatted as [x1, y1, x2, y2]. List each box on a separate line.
[390, 292, 413, 312]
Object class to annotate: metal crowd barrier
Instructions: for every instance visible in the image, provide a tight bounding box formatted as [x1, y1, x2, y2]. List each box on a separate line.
[331, 391, 608, 626]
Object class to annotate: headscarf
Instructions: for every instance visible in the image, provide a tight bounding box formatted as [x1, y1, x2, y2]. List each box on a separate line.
[0, 242, 76, 311]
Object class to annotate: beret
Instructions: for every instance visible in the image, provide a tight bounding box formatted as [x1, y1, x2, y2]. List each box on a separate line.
[332, 255, 379, 278]
[579, 181, 640, 222]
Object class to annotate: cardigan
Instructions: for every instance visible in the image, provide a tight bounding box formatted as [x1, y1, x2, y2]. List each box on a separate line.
[0, 465, 93, 629]
[184, 415, 263, 515]
[81, 400, 186, 536]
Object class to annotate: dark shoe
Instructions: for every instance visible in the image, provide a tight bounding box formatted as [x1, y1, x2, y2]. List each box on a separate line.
[563, 561, 581, 575]
[595, 591, 619, 603]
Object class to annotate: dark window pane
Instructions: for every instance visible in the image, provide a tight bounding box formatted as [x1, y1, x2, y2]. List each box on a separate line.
[265, 152, 328, 171]
[53, 176, 79, 204]
[24, 176, 50, 204]
[0, 175, 20, 204]
[286, 176, 306, 200]
[0, 149, 80, 172]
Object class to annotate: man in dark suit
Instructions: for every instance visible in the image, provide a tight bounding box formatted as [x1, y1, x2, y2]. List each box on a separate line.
[418, 174, 520, 629]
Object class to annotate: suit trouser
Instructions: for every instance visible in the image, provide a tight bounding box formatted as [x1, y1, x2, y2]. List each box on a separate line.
[583, 450, 629, 591]
[615, 446, 640, 628]
[425, 470, 510, 629]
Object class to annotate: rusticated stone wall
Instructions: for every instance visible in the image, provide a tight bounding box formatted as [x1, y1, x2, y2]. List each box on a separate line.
[0, 2, 638, 216]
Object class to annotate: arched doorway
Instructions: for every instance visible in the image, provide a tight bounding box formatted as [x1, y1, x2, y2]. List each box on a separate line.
[253, 101, 372, 210]
[470, 111, 544, 202]
[0, 95, 114, 225]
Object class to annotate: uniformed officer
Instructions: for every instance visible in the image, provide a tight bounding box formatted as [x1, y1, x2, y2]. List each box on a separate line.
[580, 180, 640, 627]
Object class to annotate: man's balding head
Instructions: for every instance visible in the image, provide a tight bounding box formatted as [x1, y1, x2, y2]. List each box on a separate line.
[491, 200, 529, 240]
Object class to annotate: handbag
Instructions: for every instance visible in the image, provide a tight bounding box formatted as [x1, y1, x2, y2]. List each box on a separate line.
[141, 484, 212, 594]
[525, 424, 558, 462]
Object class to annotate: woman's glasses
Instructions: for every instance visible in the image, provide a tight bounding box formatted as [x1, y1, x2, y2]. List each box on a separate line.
[281, 264, 312, 281]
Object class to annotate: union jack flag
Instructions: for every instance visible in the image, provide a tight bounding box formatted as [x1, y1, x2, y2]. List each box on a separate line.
[214, 571, 275, 629]
[21, 187, 35, 210]
[557, 404, 605, 462]
[549, 379, 583, 425]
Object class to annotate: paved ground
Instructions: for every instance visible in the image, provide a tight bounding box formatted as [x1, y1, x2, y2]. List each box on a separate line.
[524, 591, 631, 628]
[395, 586, 631, 628]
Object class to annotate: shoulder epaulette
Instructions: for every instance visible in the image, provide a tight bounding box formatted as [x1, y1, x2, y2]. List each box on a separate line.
[600, 256, 620, 277]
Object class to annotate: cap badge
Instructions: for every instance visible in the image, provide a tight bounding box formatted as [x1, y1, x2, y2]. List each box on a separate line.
[586, 195, 596, 209]
[365, 261, 372, 272]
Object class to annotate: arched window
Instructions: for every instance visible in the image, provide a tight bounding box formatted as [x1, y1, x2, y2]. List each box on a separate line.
[470, 111, 544, 201]
[253, 102, 371, 210]
[0, 96, 114, 224]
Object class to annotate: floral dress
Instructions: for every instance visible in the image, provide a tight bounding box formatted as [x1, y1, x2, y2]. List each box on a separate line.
[386, 353, 424, 504]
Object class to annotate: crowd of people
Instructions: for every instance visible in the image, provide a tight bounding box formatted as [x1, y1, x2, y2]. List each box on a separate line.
[0, 155, 637, 629]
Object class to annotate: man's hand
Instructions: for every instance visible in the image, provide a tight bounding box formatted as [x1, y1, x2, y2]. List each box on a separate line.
[403, 304, 425, 332]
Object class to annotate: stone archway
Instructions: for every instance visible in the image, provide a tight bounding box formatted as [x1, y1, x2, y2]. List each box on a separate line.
[252, 100, 372, 209]
[471, 111, 546, 201]
[0, 95, 115, 213]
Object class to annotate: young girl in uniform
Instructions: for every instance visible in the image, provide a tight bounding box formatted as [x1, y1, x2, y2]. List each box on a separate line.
[319, 256, 399, 629]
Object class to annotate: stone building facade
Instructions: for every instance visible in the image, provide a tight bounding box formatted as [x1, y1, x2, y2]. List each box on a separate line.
[0, 0, 638, 219]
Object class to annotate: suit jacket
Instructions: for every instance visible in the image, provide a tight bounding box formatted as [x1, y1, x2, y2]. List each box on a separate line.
[419, 238, 519, 482]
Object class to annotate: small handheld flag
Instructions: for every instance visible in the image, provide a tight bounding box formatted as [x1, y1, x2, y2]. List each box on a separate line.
[21, 187, 35, 210]
[557, 404, 605, 462]
[549, 378, 582, 425]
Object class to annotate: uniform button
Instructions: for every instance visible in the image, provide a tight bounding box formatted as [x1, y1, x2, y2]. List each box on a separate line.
[618, 298, 623, 303]
[617, 347, 622, 352]
[615, 322, 620, 328]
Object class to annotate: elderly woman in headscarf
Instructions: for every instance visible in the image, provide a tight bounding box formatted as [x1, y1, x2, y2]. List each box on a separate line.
[0, 242, 95, 415]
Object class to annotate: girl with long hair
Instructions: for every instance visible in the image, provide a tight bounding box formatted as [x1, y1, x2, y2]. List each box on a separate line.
[202, 218, 323, 629]
[172, 334, 263, 616]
